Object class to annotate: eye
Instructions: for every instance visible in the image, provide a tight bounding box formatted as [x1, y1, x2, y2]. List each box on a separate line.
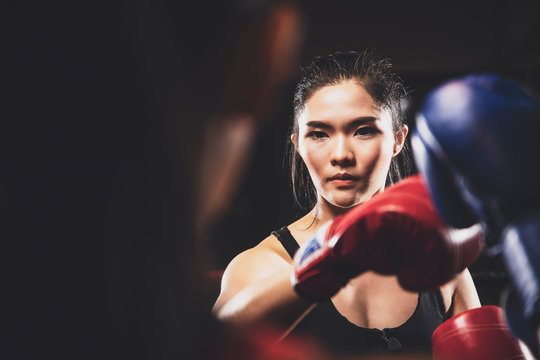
[354, 126, 379, 136]
[307, 131, 328, 139]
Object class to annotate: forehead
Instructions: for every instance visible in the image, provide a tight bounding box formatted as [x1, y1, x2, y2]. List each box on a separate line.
[298, 80, 385, 125]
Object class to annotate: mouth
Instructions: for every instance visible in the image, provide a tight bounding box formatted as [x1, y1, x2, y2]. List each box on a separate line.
[328, 173, 359, 181]
[328, 173, 360, 187]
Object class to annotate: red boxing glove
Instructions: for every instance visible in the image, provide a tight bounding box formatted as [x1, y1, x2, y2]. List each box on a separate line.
[432, 305, 535, 360]
[292, 174, 484, 301]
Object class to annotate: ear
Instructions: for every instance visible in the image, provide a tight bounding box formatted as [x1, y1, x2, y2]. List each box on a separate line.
[291, 133, 299, 152]
[393, 124, 408, 156]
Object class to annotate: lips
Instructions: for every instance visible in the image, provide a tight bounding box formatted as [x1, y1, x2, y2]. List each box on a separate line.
[328, 173, 359, 181]
[328, 173, 360, 187]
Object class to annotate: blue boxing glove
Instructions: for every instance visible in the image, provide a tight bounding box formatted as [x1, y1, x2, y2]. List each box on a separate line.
[412, 73, 540, 354]
[502, 283, 540, 357]
[413, 74, 540, 237]
[502, 212, 540, 355]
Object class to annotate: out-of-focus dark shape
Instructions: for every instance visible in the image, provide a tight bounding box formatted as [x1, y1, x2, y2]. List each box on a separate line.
[193, 1, 305, 270]
[4, 0, 304, 359]
[412, 73, 540, 356]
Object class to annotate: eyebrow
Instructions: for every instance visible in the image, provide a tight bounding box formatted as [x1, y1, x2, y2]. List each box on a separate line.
[306, 117, 379, 130]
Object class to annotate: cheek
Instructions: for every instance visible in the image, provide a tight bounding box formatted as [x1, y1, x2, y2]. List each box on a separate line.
[379, 139, 396, 162]
[355, 138, 396, 178]
[360, 138, 394, 163]
[299, 142, 328, 185]
[301, 146, 325, 177]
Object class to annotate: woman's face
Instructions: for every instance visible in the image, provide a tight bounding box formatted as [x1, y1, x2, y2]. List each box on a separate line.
[293, 79, 407, 210]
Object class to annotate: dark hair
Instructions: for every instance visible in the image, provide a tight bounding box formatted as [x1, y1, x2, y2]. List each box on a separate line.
[288, 50, 412, 210]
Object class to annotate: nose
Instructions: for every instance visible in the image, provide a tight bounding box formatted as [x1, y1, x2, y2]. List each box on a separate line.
[330, 135, 355, 167]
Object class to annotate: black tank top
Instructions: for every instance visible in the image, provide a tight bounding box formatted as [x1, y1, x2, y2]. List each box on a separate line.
[271, 226, 447, 357]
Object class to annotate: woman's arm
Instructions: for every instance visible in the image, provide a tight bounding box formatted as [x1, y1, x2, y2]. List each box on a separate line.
[448, 268, 481, 317]
[212, 241, 314, 330]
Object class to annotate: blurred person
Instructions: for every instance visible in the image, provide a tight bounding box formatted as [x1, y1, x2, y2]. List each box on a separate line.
[5, 1, 310, 359]
[193, 0, 305, 272]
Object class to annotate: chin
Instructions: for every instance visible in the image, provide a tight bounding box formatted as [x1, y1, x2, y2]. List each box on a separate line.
[330, 196, 361, 209]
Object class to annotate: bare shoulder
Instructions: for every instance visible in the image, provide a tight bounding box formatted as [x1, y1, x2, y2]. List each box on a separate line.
[215, 215, 313, 309]
[220, 234, 293, 289]
[213, 233, 294, 310]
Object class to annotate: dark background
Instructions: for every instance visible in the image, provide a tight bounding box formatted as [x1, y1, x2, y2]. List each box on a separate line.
[5, 1, 540, 359]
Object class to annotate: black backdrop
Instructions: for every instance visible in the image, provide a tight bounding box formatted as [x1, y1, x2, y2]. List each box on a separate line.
[5, 1, 540, 359]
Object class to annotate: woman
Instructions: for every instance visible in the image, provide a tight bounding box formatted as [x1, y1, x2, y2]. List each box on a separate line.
[212, 50, 480, 357]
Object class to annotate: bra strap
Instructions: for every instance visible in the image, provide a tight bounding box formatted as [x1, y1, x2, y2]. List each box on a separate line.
[271, 226, 300, 259]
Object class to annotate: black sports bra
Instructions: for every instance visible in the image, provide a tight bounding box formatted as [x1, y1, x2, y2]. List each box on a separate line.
[271, 225, 447, 357]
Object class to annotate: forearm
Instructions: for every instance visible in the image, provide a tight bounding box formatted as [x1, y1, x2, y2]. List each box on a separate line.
[213, 267, 314, 330]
